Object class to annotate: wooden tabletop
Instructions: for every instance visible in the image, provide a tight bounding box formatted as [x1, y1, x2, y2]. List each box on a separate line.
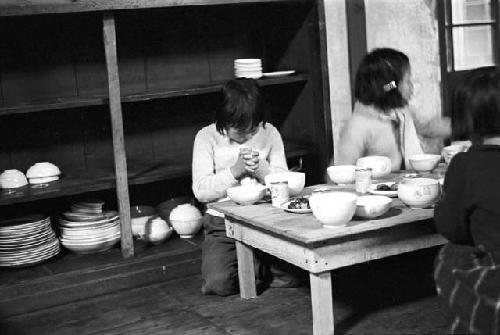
[209, 171, 442, 248]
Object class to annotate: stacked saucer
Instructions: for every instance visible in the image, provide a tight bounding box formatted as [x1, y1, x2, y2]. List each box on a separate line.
[0, 214, 60, 267]
[59, 200, 120, 254]
[234, 59, 262, 79]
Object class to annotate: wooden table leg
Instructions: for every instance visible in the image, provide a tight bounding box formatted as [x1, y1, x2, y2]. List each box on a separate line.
[235, 241, 257, 299]
[310, 271, 334, 335]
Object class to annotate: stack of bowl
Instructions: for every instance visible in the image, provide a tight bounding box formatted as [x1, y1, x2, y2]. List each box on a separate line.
[58, 200, 120, 254]
[234, 59, 263, 79]
[26, 162, 61, 185]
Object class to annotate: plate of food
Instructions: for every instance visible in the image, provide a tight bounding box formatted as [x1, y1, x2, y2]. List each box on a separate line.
[281, 197, 312, 214]
[368, 182, 398, 197]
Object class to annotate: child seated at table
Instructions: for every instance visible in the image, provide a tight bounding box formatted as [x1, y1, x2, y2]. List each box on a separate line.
[434, 66, 500, 334]
[192, 78, 304, 296]
[333, 48, 450, 171]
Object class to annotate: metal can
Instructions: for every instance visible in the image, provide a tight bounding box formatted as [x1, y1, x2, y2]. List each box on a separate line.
[269, 181, 290, 207]
[355, 167, 372, 194]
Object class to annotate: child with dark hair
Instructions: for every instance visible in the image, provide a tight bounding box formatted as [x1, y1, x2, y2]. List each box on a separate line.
[333, 47, 450, 171]
[192, 78, 302, 296]
[434, 66, 500, 335]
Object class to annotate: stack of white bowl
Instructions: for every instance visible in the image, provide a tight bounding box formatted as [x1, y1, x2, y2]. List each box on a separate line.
[234, 59, 263, 79]
[26, 162, 61, 185]
[0, 214, 60, 267]
[59, 200, 120, 254]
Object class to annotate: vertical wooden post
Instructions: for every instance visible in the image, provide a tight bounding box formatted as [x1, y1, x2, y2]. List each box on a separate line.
[310, 271, 335, 335]
[235, 241, 257, 299]
[102, 14, 134, 259]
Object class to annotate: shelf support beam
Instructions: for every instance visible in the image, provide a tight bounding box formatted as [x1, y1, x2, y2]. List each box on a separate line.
[103, 13, 134, 259]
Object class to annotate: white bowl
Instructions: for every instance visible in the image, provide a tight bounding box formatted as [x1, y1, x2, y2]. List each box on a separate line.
[356, 156, 391, 178]
[227, 185, 267, 205]
[326, 165, 356, 184]
[143, 217, 173, 244]
[264, 172, 305, 196]
[398, 178, 440, 208]
[169, 204, 203, 238]
[0, 169, 28, 189]
[355, 195, 392, 219]
[442, 144, 467, 164]
[130, 205, 157, 237]
[309, 191, 358, 227]
[26, 162, 61, 178]
[408, 154, 441, 172]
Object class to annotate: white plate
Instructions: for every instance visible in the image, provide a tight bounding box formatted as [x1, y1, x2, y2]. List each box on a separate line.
[281, 200, 312, 214]
[263, 70, 295, 78]
[368, 182, 398, 197]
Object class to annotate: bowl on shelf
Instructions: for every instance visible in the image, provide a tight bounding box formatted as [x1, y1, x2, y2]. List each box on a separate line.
[408, 154, 442, 172]
[309, 191, 358, 228]
[264, 171, 305, 196]
[356, 156, 391, 178]
[26, 162, 61, 179]
[156, 196, 193, 222]
[142, 216, 173, 244]
[326, 165, 356, 185]
[0, 169, 28, 189]
[130, 205, 157, 238]
[398, 177, 440, 208]
[227, 185, 267, 205]
[355, 195, 392, 219]
[169, 203, 203, 238]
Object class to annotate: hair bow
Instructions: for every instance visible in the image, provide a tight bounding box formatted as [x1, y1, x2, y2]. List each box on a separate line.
[383, 81, 397, 92]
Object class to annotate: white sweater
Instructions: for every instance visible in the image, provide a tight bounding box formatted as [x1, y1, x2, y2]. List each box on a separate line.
[192, 123, 288, 204]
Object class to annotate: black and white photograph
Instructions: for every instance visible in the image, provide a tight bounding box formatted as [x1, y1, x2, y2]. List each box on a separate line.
[0, 0, 499, 334]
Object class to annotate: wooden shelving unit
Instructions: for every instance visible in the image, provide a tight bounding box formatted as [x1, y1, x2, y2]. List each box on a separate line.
[0, 0, 332, 259]
[0, 74, 309, 116]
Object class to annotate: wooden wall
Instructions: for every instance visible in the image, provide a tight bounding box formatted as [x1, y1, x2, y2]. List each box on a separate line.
[0, 2, 323, 183]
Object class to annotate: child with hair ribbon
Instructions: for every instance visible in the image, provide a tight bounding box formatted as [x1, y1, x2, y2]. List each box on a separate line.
[333, 47, 450, 171]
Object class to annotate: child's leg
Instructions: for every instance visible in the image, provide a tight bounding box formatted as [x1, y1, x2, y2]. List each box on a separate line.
[261, 254, 306, 288]
[200, 214, 267, 296]
[201, 214, 239, 296]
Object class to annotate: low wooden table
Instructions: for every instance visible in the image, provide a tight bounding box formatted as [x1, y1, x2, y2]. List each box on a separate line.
[209, 180, 446, 335]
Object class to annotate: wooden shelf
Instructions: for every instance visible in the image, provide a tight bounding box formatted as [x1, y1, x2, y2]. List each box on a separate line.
[0, 0, 310, 17]
[0, 75, 309, 116]
[0, 141, 311, 206]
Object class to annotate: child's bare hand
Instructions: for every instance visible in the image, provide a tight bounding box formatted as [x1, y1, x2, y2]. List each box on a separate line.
[230, 153, 248, 180]
[243, 150, 259, 173]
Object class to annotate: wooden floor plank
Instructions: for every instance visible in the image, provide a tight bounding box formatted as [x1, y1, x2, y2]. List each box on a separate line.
[0, 247, 450, 335]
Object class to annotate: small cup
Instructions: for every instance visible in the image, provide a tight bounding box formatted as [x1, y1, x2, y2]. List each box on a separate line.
[442, 144, 467, 165]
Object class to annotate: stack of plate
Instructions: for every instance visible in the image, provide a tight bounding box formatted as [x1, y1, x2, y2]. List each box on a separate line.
[234, 59, 262, 79]
[0, 214, 60, 267]
[59, 201, 120, 254]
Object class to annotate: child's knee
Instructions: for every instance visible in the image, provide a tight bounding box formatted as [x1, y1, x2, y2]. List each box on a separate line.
[202, 271, 238, 296]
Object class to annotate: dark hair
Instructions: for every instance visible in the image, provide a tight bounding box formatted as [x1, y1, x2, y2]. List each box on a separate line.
[452, 66, 500, 139]
[215, 78, 266, 134]
[354, 47, 411, 111]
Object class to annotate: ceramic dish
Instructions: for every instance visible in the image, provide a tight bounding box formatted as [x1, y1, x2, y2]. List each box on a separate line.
[368, 182, 398, 197]
[280, 200, 312, 214]
[262, 70, 295, 78]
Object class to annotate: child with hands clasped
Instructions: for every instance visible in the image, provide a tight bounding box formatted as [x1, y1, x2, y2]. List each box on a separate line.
[434, 67, 500, 335]
[192, 78, 303, 296]
[333, 48, 450, 172]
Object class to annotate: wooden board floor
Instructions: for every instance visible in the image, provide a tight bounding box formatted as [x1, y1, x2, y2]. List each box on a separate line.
[0, 247, 451, 335]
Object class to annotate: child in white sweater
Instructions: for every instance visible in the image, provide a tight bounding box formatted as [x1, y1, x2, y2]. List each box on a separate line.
[192, 78, 302, 296]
